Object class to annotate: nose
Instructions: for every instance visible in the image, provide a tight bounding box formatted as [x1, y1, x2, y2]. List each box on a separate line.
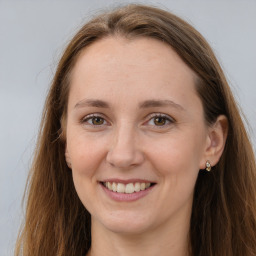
[106, 125, 144, 169]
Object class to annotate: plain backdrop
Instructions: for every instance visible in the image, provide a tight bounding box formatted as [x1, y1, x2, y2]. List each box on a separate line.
[0, 0, 255, 255]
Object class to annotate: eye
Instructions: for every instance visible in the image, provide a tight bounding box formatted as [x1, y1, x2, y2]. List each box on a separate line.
[153, 116, 168, 126]
[90, 116, 105, 125]
[81, 114, 108, 127]
[146, 113, 174, 127]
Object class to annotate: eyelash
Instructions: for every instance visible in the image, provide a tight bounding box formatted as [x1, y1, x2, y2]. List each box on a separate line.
[81, 113, 108, 127]
[146, 113, 175, 127]
[80, 113, 175, 128]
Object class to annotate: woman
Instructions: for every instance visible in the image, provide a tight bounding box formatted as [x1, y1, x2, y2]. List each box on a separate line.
[15, 4, 256, 256]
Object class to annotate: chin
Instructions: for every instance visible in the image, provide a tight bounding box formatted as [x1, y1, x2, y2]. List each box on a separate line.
[94, 211, 155, 235]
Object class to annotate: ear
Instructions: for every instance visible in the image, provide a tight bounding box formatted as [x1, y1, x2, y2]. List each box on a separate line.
[65, 148, 72, 169]
[199, 115, 228, 169]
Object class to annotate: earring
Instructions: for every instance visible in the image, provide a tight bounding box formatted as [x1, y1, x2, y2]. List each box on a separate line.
[205, 160, 211, 172]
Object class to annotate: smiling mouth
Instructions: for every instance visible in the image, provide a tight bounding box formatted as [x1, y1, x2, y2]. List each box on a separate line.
[101, 181, 155, 194]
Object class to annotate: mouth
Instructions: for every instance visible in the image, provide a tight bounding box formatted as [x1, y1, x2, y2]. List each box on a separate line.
[100, 181, 156, 194]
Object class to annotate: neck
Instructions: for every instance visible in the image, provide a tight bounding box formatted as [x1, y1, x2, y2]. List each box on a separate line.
[87, 212, 191, 256]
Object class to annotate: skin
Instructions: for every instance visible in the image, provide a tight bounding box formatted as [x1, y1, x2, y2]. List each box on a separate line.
[65, 36, 227, 256]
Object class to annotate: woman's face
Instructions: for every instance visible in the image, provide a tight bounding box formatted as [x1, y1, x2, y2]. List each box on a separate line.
[65, 37, 211, 234]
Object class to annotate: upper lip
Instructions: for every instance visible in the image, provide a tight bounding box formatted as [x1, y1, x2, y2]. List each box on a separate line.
[100, 179, 156, 184]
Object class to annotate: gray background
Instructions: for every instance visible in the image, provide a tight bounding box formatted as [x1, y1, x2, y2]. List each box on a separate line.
[0, 0, 255, 255]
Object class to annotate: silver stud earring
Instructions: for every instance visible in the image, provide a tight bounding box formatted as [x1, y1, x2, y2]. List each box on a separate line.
[205, 160, 211, 172]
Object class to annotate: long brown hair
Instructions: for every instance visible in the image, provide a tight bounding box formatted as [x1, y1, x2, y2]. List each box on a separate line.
[15, 4, 256, 256]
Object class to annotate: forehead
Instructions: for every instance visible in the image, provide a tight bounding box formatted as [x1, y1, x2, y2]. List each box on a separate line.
[68, 36, 200, 111]
[72, 36, 197, 80]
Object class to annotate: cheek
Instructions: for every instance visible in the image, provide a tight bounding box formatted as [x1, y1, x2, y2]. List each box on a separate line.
[67, 130, 107, 173]
[149, 134, 204, 174]
[145, 129, 206, 199]
[67, 135, 108, 206]
[72, 145, 101, 175]
[152, 146, 199, 196]
[68, 135, 107, 210]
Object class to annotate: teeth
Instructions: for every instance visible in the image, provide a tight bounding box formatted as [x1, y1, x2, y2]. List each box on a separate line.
[107, 182, 112, 190]
[134, 182, 140, 192]
[103, 182, 152, 193]
[117, 183, 125, 193]
[112, 182, 117, 192]
[125, 183, 135, 193]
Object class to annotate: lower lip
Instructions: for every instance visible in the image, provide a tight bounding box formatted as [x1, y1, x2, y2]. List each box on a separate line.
[100, 183, 155, 202]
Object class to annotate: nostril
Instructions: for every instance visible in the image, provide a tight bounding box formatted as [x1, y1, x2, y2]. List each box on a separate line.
[106, 147, 145, 169]
[106, 151, 136, 168]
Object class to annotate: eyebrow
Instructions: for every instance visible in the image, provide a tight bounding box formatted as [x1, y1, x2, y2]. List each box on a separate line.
[74, 98, 184, 111]
[74, 99, 110, 109]
[139, 99, 184, 111]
